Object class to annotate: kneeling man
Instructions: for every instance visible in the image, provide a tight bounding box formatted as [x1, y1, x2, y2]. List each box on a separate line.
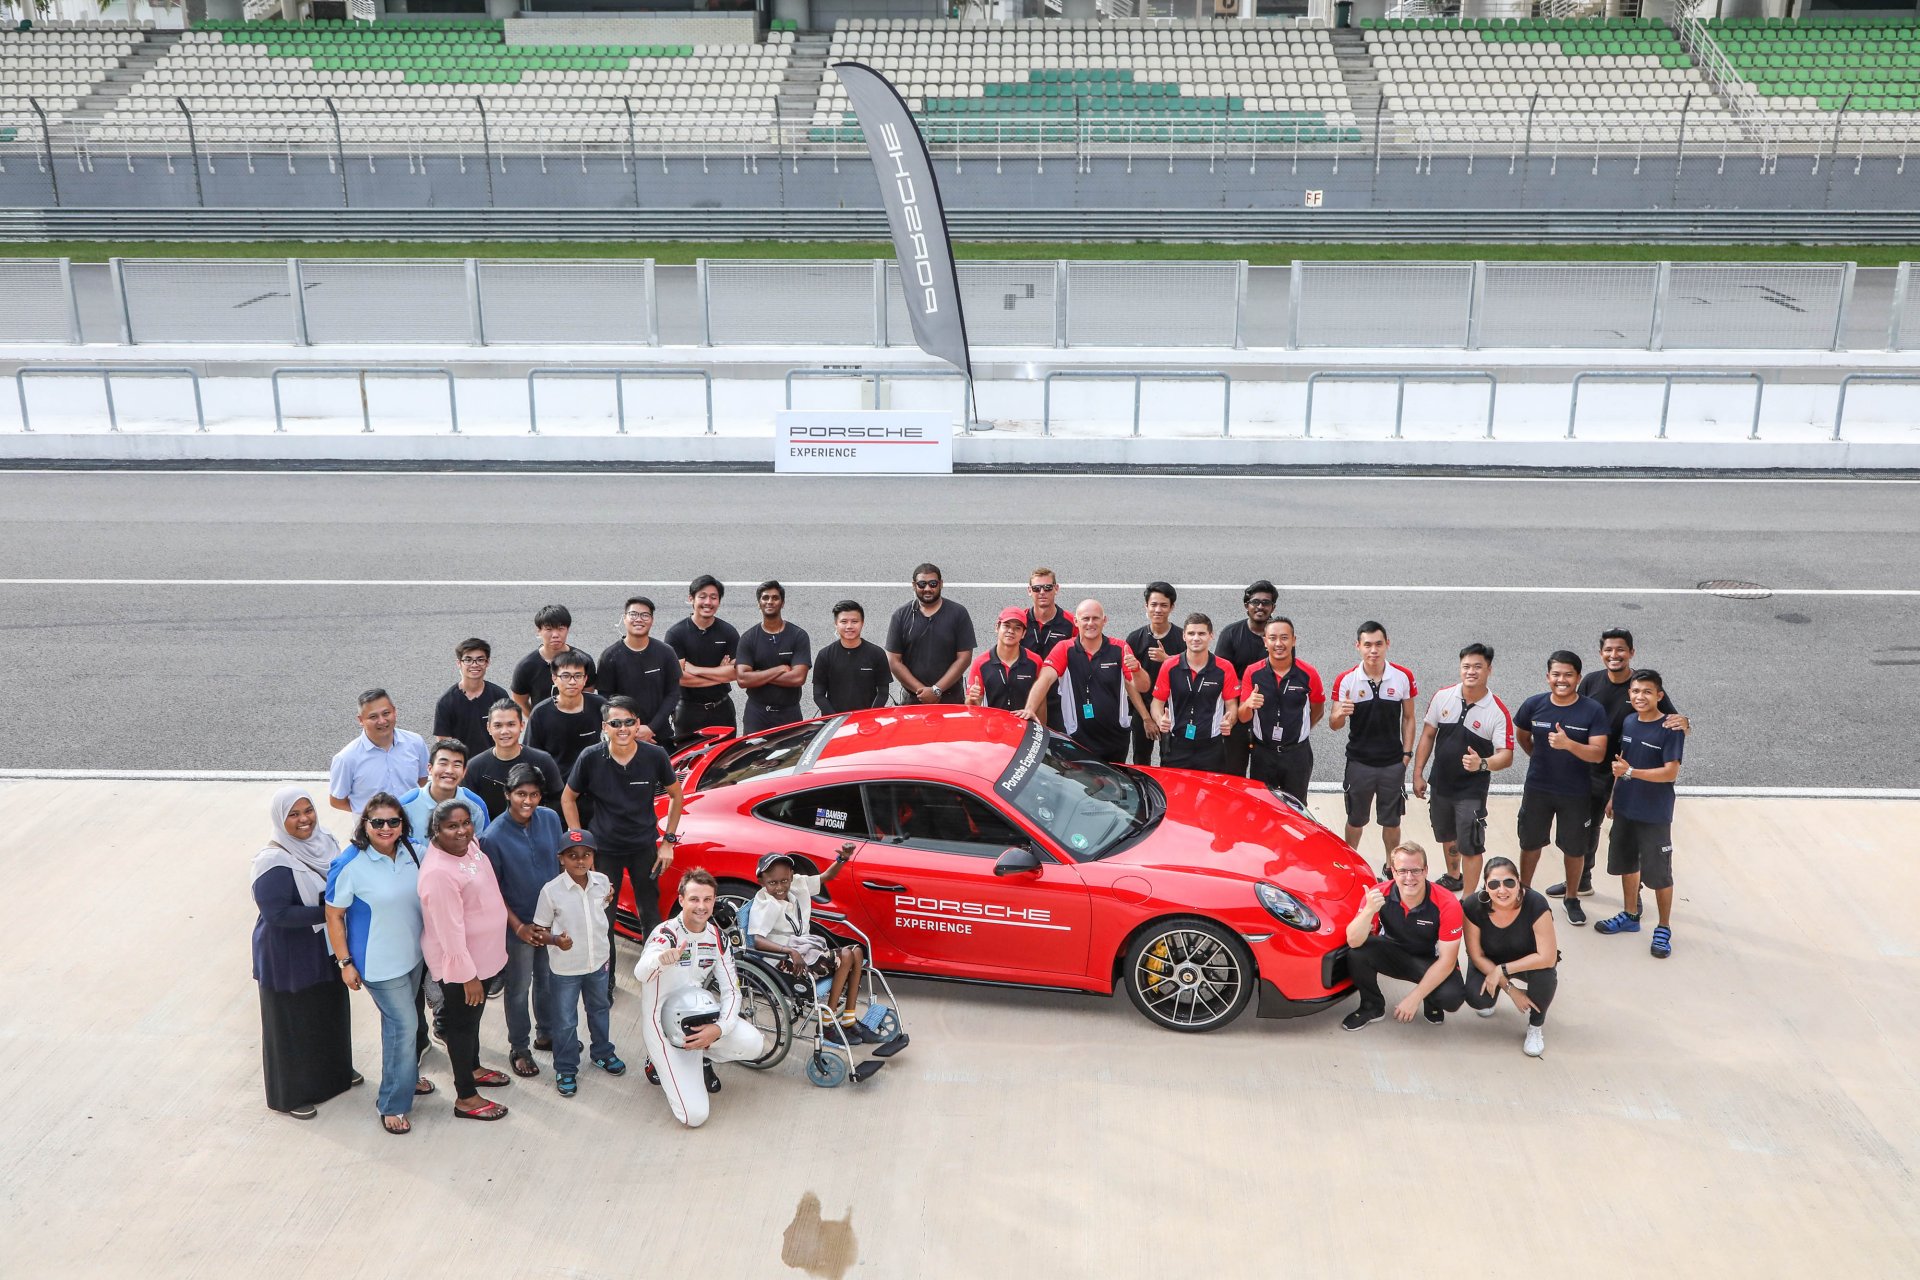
[636, 869, 765, 1128]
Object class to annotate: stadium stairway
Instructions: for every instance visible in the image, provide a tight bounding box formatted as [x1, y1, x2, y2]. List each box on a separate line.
[69, 32, 179, 129]
[779, 31, 831, 126]
[1329, 27, 1383, 130]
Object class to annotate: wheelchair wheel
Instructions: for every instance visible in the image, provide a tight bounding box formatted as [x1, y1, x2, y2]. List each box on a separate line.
[871, 1007, 900, 1039]
[805, 1050, 849, 1089]
[734, 961, 793, 1071]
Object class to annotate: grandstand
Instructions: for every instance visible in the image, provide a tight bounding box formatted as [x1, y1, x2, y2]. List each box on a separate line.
[0, 19, 149, 131]
[1709, 15, 1920, 114]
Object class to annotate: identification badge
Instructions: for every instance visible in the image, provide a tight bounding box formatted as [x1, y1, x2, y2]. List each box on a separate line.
[1082, 701, 1095, 719]
[1184, 723, 1196, 740]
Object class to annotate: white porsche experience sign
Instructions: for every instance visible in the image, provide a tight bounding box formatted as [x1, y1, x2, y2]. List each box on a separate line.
[774, 410, 955, 475]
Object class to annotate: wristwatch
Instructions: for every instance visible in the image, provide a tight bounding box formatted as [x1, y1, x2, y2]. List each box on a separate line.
[661, 831, 681, 845]
[1624, 766, 1634, 781]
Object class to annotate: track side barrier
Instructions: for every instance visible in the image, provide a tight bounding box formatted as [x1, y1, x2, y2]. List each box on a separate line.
[1567, 370, 1766, 440]
[1040, 370, 1232, 438]
[14, 365, 205, 433]
[526, 367, 715, 436]
[1303, 371, 1498, 439]
[269, 366, 458, 434]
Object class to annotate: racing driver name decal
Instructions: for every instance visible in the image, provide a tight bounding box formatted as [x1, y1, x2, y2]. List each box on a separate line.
[893, 895, 1068, 935]
[997, 725, 1048, 798]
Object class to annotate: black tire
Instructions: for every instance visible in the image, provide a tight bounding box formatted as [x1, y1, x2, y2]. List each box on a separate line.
[731, 957, 793, 1070]
[716, 879, 759, 947]
[1121, 917, 1256, 1033]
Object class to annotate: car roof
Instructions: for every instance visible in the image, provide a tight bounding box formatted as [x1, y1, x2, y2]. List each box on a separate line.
[803, 706, 1026, 785]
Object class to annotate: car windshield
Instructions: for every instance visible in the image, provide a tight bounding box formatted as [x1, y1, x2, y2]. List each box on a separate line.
[993, 723, 1150, 860]
[697, 722, 824, 789]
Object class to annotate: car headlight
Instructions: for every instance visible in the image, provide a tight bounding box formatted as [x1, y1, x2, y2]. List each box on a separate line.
[1255, 882, 1320, 932]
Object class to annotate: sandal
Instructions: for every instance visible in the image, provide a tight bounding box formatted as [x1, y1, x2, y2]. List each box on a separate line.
[286, 1105, 317, 1121]
[510, 1051, 540, 1079]
[454, 1100, 509, 1121]
[471, 1067, 511, 1088]
[382, 1114, 411, 1135]
[414, 1077, 436, 1096]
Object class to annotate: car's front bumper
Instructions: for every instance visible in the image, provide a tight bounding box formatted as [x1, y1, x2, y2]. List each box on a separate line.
[1251, 944, 1355, 1019]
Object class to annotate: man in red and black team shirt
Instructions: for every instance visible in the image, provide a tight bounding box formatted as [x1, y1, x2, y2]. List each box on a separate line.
[1328, 620, 1419, 866]
[1341, 841, 1467, 1030]
[1020, 568, 1076, 730]
[1023, 599, 1149, 763]
[966, 608, 1042, 712]
[1149, 613, 1239, 773]
[1215, 580, 1278, 777]
[1237, 617, 1324, 801]
[1412, 643, 1515, 896]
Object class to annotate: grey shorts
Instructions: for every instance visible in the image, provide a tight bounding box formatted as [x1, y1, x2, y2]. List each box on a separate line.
[1607, 819, 1675, 891]
[1517, 788, 1594, 859]
[1343, 759, 1407, 828]
[1428, 791, 1488, 858]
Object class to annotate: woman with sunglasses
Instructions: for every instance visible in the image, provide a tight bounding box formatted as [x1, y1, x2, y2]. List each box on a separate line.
[324, 792, 434, 1134]
[1463, 855, 1560, 1058]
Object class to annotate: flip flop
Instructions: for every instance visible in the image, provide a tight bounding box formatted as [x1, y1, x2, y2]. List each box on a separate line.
[454, 1100, 508, 1121]
[509, 1051, 540, 1079]
[414, 1078, 436, 1096]
[471, 1067, 511, 1088]
[382, 1114, 411, 1135]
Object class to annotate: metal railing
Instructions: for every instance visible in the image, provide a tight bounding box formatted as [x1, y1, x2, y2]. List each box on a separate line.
[1040, 370, 1231, 437]
[1565, 371, 1765, 440]
[783, 368, 974, 428]
[269, 365, 458, 434]
[13, 364, 205, 433]
[525, 366, 714, 436]
[1831, 373, 1920, 442]
[1303, 370, 1498, 439]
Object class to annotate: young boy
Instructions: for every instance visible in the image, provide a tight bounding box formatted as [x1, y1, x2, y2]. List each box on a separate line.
[748, 844, 866, 1035]
[532, 828, 624, 1097]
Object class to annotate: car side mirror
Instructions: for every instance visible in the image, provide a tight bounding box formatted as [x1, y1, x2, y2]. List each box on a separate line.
[993, 846, 1043, 877]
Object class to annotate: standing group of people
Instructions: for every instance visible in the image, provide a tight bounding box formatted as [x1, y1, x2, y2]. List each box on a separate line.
[251, 566, 1696, 1125]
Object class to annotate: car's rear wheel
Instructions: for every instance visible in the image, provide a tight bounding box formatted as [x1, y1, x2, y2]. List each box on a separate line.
[1122, 918, 1255, 1033]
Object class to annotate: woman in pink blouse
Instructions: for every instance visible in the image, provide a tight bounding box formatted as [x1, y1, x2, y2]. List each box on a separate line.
[418, 798, 511, 1121]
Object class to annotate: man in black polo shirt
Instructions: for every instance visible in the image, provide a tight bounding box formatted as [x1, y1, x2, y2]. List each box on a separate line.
[966, 608, 1042, 712]
[1237, 617, 1325, 801]
[1020, 567, 1076, 729]
[812, 600, 892, 716]
[466, 699, 565, 820]
[562, 696, 686, 1002]
[595, 596, 680, 745]
[526, 649, 608, 776]
[1024, 598, 1149, 763]
[665, 574, 740, 738]
[736, 579, 813, 735]
[886, 563, 976, 706]
[511, 604, 596, 717]
[1149, 613, 1238, 772]
[1215, 580, 1278, 778]
[1341, 841, 1467, 1029]
[1125, 581, 1180, 766]
[433, 637, 510, 759]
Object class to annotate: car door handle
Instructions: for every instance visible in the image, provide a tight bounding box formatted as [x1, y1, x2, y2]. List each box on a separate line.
[862, 880, 907, 893]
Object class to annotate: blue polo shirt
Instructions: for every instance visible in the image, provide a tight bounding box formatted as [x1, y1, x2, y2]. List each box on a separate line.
[1613, 715, 1686, 824]
[328, 729, 431, 814]
[480, 807, 566, 924]
[1516, 692, 1609, 797]
[325, 840, 425, 982]
[399, 785, 491, 844]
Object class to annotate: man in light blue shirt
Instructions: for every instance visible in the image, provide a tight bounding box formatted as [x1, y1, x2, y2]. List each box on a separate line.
[328, 688, 430, 815]
[399, 737, 492, 837]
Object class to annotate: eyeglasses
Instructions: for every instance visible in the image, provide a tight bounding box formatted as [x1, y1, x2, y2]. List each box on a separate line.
[366, 817, 403, 829]
[554, 671, 586, 681]
[1248, 598, 1277, 609]
[607, 718, 640, 729]
[458, 655, 489, 665]
[913, 580, 941, 589]
[624, 611, 653, 621]
[1392, 868, 1424, 877]
[1486, 877, 1519, 890]
[1029, 583, 1057, 593]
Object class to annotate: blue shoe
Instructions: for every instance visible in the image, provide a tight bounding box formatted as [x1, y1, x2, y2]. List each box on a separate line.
[1594, 910, 1642, 935]
[1650, 925, 1673, 958]
[556, 1073, 577, 1098]
[593, 1054, 626, 1076]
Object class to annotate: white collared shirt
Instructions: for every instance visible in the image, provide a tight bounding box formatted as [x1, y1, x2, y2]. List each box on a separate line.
[532, 870, 613, 976]
[748, 873, 823, 944]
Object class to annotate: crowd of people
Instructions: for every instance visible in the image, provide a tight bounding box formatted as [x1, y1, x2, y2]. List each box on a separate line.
[249, 565, 1693, 1130]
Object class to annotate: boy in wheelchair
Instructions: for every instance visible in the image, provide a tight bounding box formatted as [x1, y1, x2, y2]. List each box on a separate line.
[747, 846, 870, 1040]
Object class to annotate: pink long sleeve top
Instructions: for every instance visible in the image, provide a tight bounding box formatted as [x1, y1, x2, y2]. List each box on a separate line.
[417, 841, 509, 984]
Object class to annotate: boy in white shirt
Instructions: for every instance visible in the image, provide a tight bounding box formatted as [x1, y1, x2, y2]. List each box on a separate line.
[533, 828, 624, 1098]
[747, 844, 866, 1035]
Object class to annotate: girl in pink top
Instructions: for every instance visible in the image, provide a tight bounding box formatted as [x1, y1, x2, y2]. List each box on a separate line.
[417, 799, 511, 1121]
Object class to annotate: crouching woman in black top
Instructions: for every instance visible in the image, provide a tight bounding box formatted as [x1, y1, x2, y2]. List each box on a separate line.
[1463, 856, 1559, 1059]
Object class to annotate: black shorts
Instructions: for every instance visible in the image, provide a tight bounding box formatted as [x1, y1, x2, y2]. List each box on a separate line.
[1607, 819, 1675, 891]
[1517, 788, 1594, 859]
[1428, 791, 1488, 858]
[1343, 760, 1407, 828]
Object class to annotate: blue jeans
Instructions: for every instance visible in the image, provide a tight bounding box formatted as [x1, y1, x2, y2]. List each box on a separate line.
[502, 931, 555, 1054]
[548, 963, 612, 1077]
[364, 964, 423, 1116]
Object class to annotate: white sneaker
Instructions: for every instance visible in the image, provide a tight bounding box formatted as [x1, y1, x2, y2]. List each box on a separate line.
[1475, 1006, 1496, 1019]
[1523, 1025, 1545, 1058]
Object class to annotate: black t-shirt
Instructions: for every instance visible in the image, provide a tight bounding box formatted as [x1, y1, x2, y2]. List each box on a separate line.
[664, 617, 740, 709]
[526, 693, 608, 775]
[567, 739, 676, 852]
[737, 622, 813, 713]
[432, 681, 509, 760]
[465, 745, 565, 820]
[1125, 623, 1180, 695]
[812, 640, 891, 715]
[1215, 619, 1268, 678]
[595, 638, 682, 739]
[1463, 888, 1550, 966]
[511, 647, 596, 710]
[1577, 670, 1678, 790]
[885, 599, 976, 702]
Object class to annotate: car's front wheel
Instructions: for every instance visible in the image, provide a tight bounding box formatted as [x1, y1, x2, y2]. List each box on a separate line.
[1122, 918, 1255, 1033]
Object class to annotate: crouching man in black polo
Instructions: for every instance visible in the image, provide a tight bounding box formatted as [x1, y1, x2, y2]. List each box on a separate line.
[1341, 840, 1467, 1030]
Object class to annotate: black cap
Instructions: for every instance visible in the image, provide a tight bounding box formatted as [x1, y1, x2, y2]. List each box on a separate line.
[559, 828, 597, 853]
[756, 852, 798, 878]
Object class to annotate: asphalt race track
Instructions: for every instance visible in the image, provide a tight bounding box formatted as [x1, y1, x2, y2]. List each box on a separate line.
[1, 469, 1915, 788]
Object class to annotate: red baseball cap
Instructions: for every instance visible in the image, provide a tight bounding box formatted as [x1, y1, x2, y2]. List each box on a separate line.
[996, 607, 1028, 627]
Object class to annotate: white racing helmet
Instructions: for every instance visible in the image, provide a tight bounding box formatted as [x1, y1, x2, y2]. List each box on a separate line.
[660, 985, 723, 1050]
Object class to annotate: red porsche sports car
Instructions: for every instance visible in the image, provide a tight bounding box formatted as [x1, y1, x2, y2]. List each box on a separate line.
[615, 707, 1372, 1033]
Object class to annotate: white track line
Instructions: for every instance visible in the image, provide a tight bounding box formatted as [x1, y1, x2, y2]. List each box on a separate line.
[1, 769, 1912, 800]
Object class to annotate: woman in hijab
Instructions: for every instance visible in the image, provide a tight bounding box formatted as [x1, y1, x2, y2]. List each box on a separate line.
[251, 786, 358, 1119]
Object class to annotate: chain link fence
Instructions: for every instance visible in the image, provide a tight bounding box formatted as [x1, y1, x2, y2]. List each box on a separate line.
[1477, 263, 1661, 350]
[701, 260, 877, 345]
[1294, 263, 1474, 347]
[118, 258, 300, 343]
[1659, 263, 1852, 349]
[886, 261, 1059, 348]
[1066, 261, 1242, 347]
[0, 259, 78, 343]
[474, 259, 655, 345]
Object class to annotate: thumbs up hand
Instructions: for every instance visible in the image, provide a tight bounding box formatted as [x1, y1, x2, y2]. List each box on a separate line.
[1462, 746, 1484, 772]
[1611, 752, 1630, 779]
[1547, 722, 1570, 750]
[1245, 686, 1265, 712]
[964, 680, 983, 707]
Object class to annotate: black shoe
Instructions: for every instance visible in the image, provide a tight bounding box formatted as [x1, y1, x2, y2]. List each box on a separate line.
[1437, 874, 1464, 893]
[1565, 898, 1588, 926]
[644, 1060, 660, 1087]
[1424, 1006, 1446, 1025]
[349, 1069, 365, 1087]
[1577, 875, 1595, 897]
[703, 1063, 722, 1095]
[1545, 881, 1569, 898]
[1342, 1006, 1384, 1032]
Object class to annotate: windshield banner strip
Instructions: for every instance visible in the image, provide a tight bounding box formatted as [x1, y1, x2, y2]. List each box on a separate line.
[995, 720, 1050, 802]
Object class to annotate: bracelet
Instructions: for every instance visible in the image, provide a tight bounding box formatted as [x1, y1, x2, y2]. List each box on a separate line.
[336, 956, 353, 968]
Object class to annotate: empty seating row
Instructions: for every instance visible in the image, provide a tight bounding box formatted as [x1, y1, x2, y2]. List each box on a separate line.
[1707, 16, 1920, 111]
[0, 27, 141, 122]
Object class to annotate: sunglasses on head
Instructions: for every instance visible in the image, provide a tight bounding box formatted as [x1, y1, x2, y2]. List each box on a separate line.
[1486, 877, 1519, 890]
[366, 817, 403, 829]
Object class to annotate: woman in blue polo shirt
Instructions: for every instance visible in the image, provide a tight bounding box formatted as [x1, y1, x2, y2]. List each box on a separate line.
[325, 791, 430, 1135]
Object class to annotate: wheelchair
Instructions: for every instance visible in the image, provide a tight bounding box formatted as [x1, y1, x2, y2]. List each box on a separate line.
[712, 899, 910, 1088]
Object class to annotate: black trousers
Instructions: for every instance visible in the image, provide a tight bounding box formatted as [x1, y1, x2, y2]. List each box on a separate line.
[674, 697, 736, 739]
[1248, 740, 1313, 800]
[439, 965, 503, 1098]
[1221, 719, 1253, 777]
[1160, 738, 1226, 772]
[1073, 728, 1131, 765]
[742, 701, 802, 735]
[1346, 938, 1466, 1015]
[1129, 720, 1162, 767]
[597, 845, 660, 1001]
[1464, 965, 1558, 1027]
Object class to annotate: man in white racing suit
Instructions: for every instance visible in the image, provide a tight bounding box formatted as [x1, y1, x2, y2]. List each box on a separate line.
[636, 868, 765, 1128]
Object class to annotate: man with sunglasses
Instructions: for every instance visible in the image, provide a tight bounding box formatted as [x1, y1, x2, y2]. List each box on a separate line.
[1020, 568, 1075, 730]
[886, 563, 976, 706]
[1341, 841, 1467, 1030]
[562, 696, 686, 1004]
[1215, 580, 1279, 778]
